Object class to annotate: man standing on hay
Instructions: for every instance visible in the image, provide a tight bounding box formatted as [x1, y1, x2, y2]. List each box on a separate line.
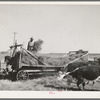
[27, 37, 34, 52]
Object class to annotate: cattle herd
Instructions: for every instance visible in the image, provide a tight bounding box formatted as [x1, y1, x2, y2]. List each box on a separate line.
[57, 58, 100, 90]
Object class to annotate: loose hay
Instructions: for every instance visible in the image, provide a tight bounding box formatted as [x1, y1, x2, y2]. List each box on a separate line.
[0, 76, 69, 91]
[0, 75, 100, 91]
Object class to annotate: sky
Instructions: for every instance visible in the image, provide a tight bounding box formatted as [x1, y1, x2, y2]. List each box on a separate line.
[0, 3, 100, 53]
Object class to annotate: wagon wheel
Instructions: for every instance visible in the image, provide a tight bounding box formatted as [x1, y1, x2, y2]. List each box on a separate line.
[16, 70, 29, 81]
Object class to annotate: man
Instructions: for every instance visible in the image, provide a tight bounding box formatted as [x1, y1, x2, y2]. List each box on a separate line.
[27, 37, 34, 51]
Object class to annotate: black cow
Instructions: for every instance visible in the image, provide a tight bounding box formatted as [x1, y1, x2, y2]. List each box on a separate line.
[57, 58, 100, 90]
[67, 66, 100, 90]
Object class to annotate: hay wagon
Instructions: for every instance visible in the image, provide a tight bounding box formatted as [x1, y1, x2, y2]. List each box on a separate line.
[0, 42, 89, 81]
[0, 43, 63, 81]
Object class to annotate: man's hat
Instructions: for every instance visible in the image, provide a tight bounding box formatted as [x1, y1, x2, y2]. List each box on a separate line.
[30, 37, 33, 40]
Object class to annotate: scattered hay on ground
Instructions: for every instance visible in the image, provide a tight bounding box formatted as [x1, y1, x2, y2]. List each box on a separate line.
[0, 76, 100, 91]
[0, 76, 69, 91]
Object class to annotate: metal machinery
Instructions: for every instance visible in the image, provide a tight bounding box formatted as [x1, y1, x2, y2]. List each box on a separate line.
[1, 42, 62, 81]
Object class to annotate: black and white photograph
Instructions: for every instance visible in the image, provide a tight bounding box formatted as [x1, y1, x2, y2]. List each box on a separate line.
[0, 2, 100, 96]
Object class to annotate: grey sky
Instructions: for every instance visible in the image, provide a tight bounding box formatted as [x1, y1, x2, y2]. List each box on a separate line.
[0, 4, 100, 53]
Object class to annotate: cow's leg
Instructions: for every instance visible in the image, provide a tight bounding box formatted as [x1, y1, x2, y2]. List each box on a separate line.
[82, 80, 85, 90]
[92, 81, 95, 85]
[86, 80, 95, 86]
[77, 78, 84, 91]
[86, 81, 89, 84]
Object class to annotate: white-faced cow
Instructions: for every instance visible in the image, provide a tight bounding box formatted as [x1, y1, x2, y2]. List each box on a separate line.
[57, 58, 100, 90]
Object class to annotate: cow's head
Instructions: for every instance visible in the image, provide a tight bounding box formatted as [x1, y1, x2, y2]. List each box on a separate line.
[57, 68, 79, 80]
[57, 71, 70, 80]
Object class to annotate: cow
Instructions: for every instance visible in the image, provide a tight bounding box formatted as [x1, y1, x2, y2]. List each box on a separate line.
[58, 65, 100, 90]
[57, 58, 100, 90]
[59, 60, 98, 84]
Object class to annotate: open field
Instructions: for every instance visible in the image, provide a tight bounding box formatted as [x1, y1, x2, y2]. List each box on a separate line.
[0, 76, 100, 91]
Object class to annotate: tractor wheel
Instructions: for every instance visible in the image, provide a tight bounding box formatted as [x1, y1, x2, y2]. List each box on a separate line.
[16, 70, 29, 81]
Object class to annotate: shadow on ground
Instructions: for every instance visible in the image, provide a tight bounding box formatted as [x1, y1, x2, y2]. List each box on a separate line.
[44, 85, 67, 90]
[44, 84, 99, 91]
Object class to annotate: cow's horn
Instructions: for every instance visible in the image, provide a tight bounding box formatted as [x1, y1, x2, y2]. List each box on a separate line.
[73, 68, 79, 72]
[65, 68, 79, 75]
[65, 72, 71, 75]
